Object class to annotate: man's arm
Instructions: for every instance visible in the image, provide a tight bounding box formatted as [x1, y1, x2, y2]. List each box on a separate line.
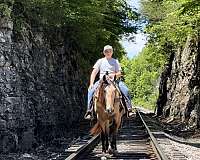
[89, 68, 99, 89]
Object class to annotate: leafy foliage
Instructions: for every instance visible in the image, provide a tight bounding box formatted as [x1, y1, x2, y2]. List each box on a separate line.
[141, 0, 200, 46]
[120, 44, 166, 109]
[0, 0, 139, 81]
[121, 0, 200, 110]
[9, 0, 138, 49]
[0, 0, 14, 17]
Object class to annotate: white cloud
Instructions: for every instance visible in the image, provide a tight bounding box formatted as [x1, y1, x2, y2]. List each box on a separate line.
[120, 33, 147, 58]
[127, 0, 140, 9]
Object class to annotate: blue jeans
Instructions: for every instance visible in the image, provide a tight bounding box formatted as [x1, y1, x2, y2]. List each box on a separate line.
[87, 80, 100, 110]
[118, 81, 132, 110]
[87, 80, 132, 111]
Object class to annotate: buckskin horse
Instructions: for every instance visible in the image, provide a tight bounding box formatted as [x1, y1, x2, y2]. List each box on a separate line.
[90, 75, 125, 154]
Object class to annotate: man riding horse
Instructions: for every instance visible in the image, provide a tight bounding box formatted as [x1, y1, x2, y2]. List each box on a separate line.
[84, 45, 134, 120]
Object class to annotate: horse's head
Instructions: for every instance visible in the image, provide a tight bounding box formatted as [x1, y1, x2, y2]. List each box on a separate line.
[102, 75, 118, 114]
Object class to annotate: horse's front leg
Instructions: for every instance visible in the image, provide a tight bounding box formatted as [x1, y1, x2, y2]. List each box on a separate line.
[105, 132, 109, 152]
[111, 130, 117, 151]
[105, 121, 110, 152]
[110, 126, 117, 151]
[106, 121, 116, 155]
[101, 132, 106, 153]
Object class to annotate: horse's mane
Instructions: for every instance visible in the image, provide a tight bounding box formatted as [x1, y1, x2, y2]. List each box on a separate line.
[96, 80, 106, 105]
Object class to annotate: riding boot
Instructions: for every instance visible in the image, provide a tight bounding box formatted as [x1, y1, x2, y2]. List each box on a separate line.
[127, 110, 135, 118]
[124, 99, 135, 118]
[84, 111, 92, 120]
[84, 101, 94, 120]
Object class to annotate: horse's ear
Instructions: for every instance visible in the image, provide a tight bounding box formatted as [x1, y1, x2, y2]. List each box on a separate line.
[103, 75, 109, 84]
[103, 75, 106, 82]
[114, 74, 116, 81]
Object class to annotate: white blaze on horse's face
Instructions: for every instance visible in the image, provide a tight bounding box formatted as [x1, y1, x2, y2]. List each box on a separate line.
[104, 84, 116, 112]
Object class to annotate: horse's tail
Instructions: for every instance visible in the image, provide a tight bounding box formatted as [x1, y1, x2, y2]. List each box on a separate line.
[90, 122, 102, 135]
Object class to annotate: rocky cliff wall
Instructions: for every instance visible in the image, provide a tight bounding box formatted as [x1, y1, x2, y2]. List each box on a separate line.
[157, 37, 200, 128]
[0, 18, 87, 152]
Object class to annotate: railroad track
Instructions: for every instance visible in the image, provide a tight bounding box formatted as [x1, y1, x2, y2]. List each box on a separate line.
[0, 109, 192, 160]
[141, 113, 189, 160]
[64, 109, 169, 160]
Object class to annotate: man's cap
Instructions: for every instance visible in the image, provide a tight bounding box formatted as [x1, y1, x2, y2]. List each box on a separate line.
[103, 45, 113, 52]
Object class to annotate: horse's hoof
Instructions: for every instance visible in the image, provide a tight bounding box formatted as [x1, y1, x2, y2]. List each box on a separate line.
[108, 148, 114, 154]
[113, 149, 118, 155]
[108, 148, 118, 155]
[101, 156, 107, 160]
[102, 150, 107, 154]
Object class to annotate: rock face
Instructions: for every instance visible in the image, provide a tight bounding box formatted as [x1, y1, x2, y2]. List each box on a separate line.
[0, 18, 87, 152]
[157, 37, 200, 128]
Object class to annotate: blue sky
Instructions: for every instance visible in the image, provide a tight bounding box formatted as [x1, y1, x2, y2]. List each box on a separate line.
[120, 0, 147, 59]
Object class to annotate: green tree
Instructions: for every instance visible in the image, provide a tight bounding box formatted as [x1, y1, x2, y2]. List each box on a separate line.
[120, 44, 166, 109]
[121, 0, 200, 110]
[0, 0, 139, 79]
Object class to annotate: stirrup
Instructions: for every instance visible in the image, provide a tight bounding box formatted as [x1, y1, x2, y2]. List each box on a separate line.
[84, 111, 93, 120]
[127, 110, 134, 118]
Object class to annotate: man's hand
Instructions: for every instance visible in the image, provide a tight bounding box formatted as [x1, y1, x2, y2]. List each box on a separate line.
[108, 73, 116, 80]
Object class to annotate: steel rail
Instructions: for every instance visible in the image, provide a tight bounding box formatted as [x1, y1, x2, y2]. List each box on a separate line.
[136, 108, 169, 160]
[65, 134, 100, 160]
